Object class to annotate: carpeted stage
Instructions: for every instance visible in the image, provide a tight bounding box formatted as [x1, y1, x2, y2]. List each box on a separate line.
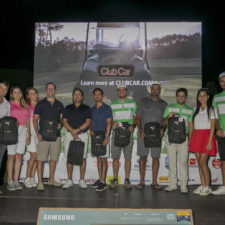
[0, 185, 224, 225]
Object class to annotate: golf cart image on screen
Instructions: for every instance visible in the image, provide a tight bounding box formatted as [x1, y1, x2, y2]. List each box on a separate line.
[76, 22, 152, 105]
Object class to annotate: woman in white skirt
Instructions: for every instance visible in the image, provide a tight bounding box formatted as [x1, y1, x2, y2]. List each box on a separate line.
[24, 87, 39, 188]
[7, 86, 31, 191]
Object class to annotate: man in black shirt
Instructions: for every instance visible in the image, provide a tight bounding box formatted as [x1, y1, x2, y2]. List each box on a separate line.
[34, 82, 64, 191]
[62, 88, 91, 189]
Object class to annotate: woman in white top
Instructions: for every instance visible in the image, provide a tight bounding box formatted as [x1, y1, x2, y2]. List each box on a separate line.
[24, 87, 39, 188]
[189, 88, 217, 196]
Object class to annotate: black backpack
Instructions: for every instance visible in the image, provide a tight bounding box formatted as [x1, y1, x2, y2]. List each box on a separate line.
[168, 116, 186, 144]
[40, 117, 58, 142]
[0, 116, 18, 145]
[114, 122, 131, 147]
[144, 122, 161, 148]
[67, 139, 84, 165]
[91, 131, 106, 157]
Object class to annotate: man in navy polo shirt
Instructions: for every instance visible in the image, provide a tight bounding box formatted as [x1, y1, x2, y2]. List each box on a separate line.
[62, 88, 91, 189]
[90, 88, 112, 191]
[34, 82, 64, 191]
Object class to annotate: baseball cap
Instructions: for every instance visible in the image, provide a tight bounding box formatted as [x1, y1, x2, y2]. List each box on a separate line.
[117, 85, 127, 90]
[219, 71, 225, 80]
[146, 81, 161, 94]
[151, 81, 161, 87]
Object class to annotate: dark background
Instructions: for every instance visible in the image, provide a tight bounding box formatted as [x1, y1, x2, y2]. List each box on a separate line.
[0, 0, 224, 91]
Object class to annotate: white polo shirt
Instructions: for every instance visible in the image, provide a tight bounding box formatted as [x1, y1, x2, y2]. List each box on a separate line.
[0, 97, 10, 119]
[194, 107, 217, 129]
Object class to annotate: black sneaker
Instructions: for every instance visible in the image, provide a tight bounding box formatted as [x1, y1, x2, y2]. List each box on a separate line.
[96, 182, 107, 192]
[91, 179, 100, 189]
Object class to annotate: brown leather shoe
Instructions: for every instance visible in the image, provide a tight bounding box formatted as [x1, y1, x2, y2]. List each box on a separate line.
[151, 184, 163, 190]
[135, 183, 145, 190]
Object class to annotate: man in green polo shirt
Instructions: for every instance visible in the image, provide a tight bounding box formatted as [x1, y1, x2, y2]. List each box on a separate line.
[163, 88, 194, 193]
[110, 85, 137, 189]
[212, 72, 225, 195]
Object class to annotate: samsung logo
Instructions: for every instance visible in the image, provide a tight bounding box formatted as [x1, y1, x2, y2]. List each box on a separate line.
[43, 214, 75, 221]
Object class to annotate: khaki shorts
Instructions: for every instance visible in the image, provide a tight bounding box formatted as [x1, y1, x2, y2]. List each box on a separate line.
[37, 137, 61, 161]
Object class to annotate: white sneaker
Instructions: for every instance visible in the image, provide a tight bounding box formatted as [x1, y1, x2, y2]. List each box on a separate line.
[14, 181, 23, 190]
[199, 186, 212, 196]
[193, 185, 204, 195]
[211, 186, 225, 195]
[79, 179, 88, 189]
[24, 178, 32, 188]
[164, 185, 177, 192]
[30, 178, 37, 187]
[62, 180, 74, 189]
[180, 186, 188, 194]
[7, 181, 16, 191]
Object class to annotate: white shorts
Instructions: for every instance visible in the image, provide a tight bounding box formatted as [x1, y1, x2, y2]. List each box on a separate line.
[26, 124, 38, 153]
[7, 126, 27, 155]
[64, 132, 89, 159]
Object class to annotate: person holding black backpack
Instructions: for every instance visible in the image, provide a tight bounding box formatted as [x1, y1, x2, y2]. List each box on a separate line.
[135, 81, 167, 190]
[62, 88, 91, 189]
[33, 83, 64, 191]
[163, 88, 194, 193]
[109, 85, 137, 189]
[0, 81, 10, 194]
[90, 88, 112, 192]
[7, 86, 31, 191]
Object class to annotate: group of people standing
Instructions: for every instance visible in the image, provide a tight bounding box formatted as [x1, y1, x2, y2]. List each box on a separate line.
[0, 71, 225, 196]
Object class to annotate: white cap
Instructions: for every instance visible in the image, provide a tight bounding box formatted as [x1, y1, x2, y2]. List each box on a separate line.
[146, 81, 161, 94]
[117, 85, 127, 90]
[219, 71, 225, 80]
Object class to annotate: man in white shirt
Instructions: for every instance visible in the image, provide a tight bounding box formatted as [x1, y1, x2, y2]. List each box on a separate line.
[0, 81, 10, 194]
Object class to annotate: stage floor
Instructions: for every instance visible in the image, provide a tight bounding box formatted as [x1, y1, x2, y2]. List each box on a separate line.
[0, 185, 224, 225]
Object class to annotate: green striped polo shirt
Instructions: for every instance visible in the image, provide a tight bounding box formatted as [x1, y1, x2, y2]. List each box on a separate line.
[163, 102, 194, 133]
[110, 98, 137, 126]
[212, 91, 225, 131]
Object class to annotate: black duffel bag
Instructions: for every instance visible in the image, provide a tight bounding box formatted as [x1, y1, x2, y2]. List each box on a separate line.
[114, 122, 131, 147]
[168, 116, 186, 144]
[67, 139, 84, 165]
[91, 131, 106, 157]
[40, 117, 58, 142]
[144, 122, 161, 148]
[0, 116, 18, 145]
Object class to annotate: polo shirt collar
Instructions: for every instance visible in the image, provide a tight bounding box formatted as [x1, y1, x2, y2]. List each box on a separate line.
[174, 102, 187, 108]
[94, 102, 105, 110]
[150, 95, 161, 102]
[44, 97, 57, 105]
[73, 102, 84, 109]
[118, 97, 129, 103]
[2, 97, 8, 104]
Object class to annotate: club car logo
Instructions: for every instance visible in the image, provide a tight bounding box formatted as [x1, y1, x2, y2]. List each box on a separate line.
[189, 158, 198, 167]
[98, 65, 134, 78]
[212, 159, 221, 169]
